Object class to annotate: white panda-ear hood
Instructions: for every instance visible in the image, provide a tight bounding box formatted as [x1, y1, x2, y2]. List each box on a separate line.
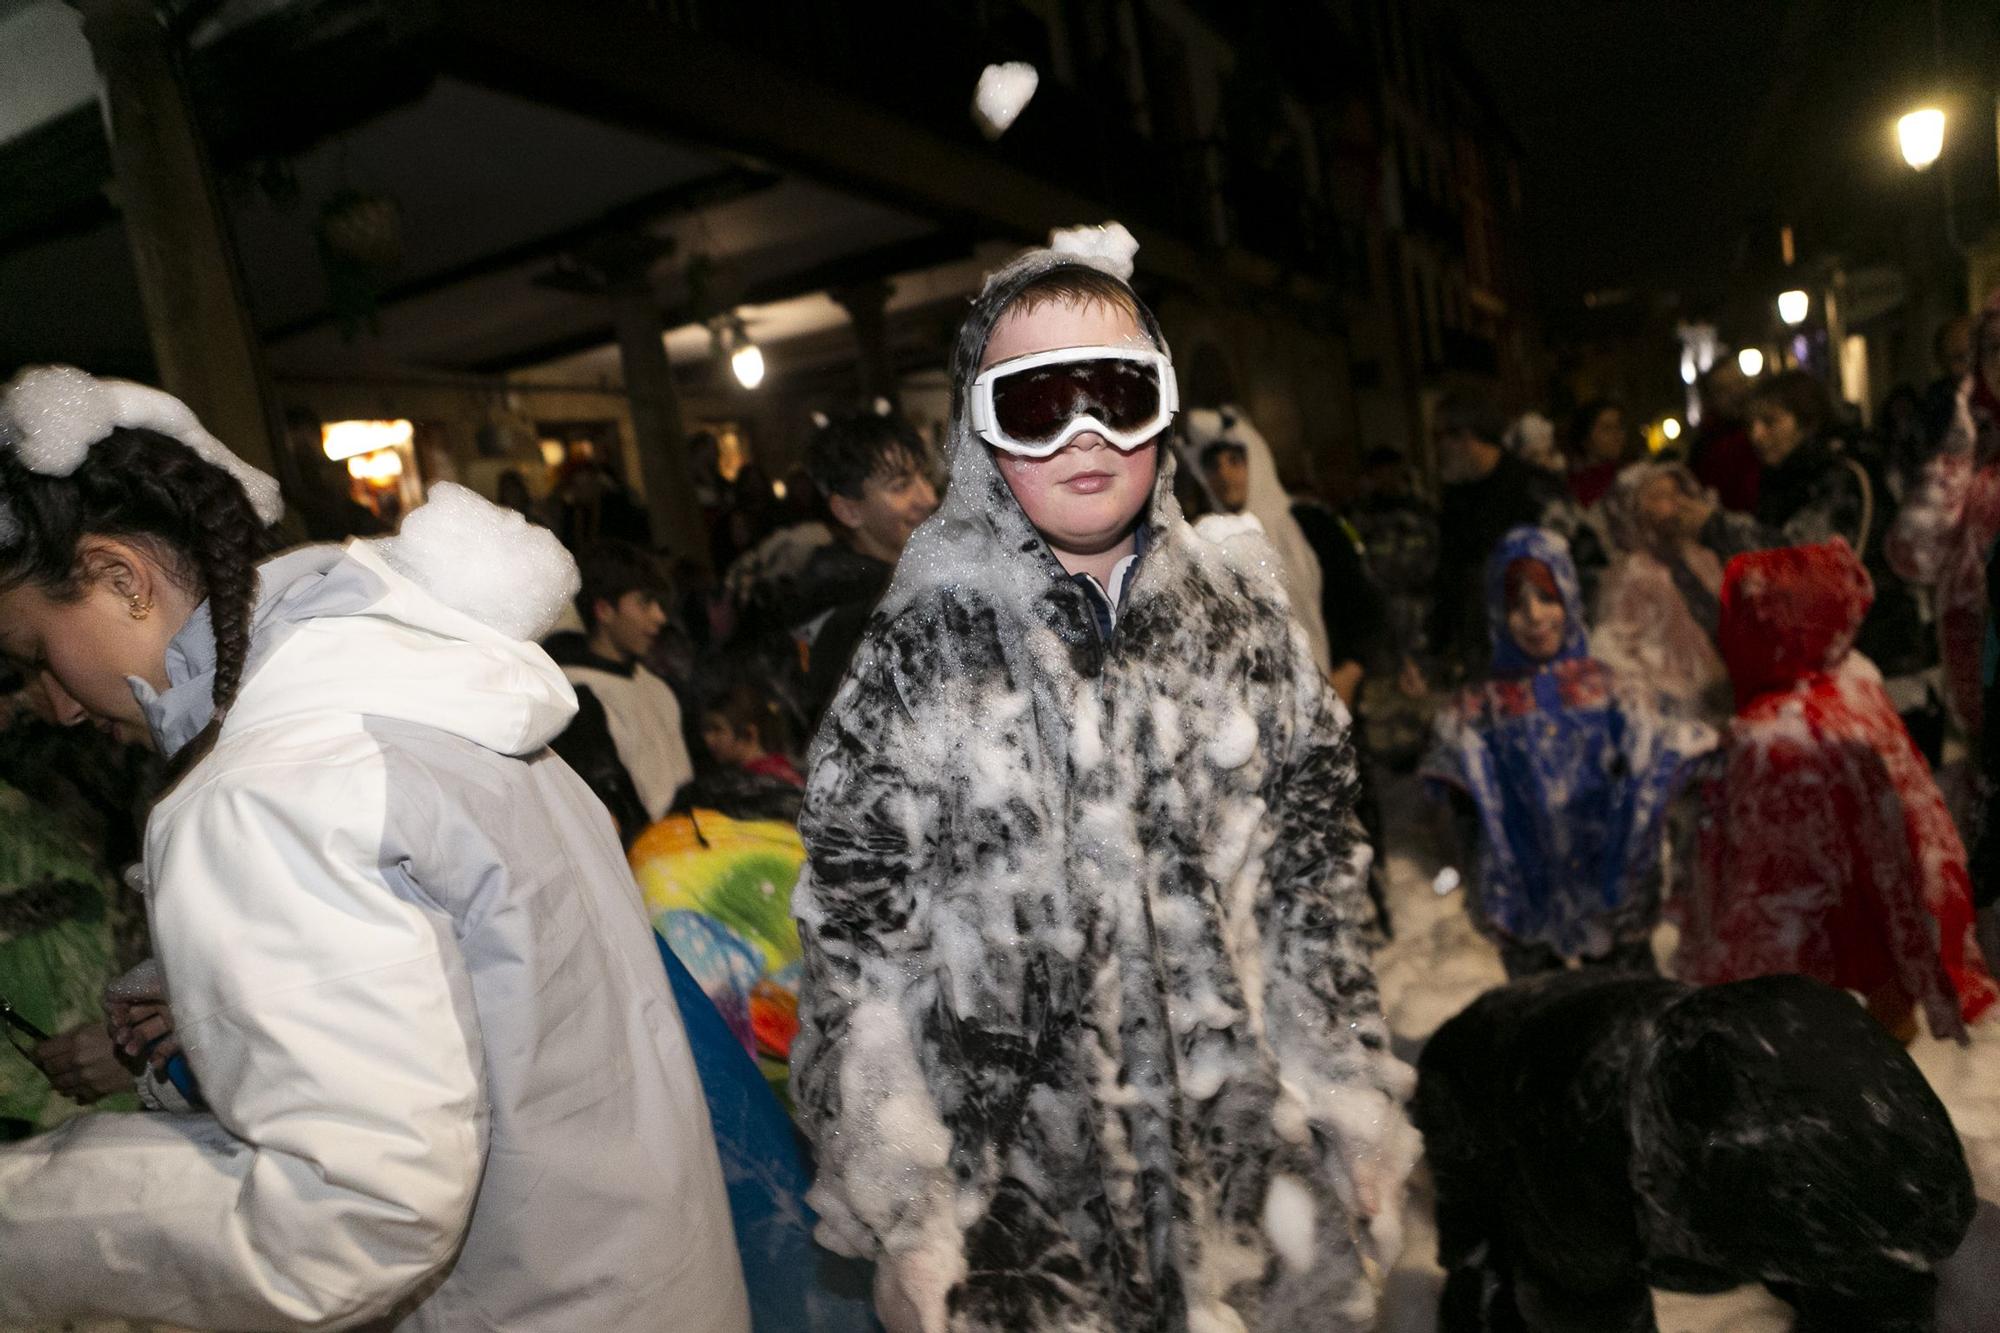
[145, 484, 585, 760]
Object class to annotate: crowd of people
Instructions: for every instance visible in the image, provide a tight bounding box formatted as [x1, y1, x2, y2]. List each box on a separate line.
[0, 228, 1996, 1331]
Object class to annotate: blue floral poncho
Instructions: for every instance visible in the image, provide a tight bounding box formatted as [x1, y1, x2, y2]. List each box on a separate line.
[1422, 527, 1715, 957]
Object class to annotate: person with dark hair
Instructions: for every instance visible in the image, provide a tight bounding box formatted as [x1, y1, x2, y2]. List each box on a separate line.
[1891, 291, 2000, 738]
[1925, 313, 1976, 442]
[1564, 398, 1630, 507]
[1688, 370, 1858, 549]
[1349, 447, 1439, 688]
[699, 681, 802, 787]
[1430, 388, 1564, 681]
[0, 367, 745, 1329]
[784, 408, 937, 722]
[793, 230, 1412, 1331]
[1678, 369, 1931, 697]
[543, 539, 696, 845]
[1415, 970, 1977, 1332]
[1688, 360, 1761, 513]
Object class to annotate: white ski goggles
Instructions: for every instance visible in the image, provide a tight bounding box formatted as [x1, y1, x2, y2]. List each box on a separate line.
[969, 345, 1178, 458]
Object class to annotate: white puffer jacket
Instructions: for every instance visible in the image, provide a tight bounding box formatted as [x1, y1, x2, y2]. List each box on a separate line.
[0, 492, 747, 1332]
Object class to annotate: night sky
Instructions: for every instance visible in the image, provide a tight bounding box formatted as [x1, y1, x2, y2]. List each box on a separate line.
[1446, 0, 1999, 328]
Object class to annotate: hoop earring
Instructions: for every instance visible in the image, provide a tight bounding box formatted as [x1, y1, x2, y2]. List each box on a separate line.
[128, 595, 153, 621]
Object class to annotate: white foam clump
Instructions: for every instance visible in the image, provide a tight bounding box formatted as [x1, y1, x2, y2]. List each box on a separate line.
[972, 61, 1039, 140]
[1, 366, 285, 524]
[378, 482, 581, 641]
[1049, 221, 1139, 281]
[1260, 1174, 1319, 1274]
[1206, 705, 1259, 770]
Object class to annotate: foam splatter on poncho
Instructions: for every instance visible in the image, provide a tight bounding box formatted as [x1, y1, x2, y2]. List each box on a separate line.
[1678, 538, 1999, 1040]
[1422, 527, 1714, 958]
[790, 245, 1411, 1332]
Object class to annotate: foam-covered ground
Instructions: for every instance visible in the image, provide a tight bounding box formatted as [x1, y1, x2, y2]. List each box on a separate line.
[1370, 773, 2000, 1331]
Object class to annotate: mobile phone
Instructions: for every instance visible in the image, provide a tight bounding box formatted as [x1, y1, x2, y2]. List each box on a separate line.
[0, 996, 50, 1044]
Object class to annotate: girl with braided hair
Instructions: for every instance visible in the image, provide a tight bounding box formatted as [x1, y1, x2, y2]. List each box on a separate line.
[0, 368, 747, 1331]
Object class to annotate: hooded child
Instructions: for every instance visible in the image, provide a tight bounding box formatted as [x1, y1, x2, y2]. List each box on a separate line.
[0, 368, 746, 1331]
[1592, 461, 1732, 724]
[1422, 527, 1715, 978]
[790, 226, 1415, 1333]
[1678, 537, 1998, 1042]
[1176, 405, 1337, 679]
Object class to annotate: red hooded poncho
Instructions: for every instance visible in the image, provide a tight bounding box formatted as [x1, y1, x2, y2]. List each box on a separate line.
[1678, 539, 1997, 1040]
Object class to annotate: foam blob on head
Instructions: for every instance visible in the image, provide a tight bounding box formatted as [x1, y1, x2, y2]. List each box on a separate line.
[1047, 222, 1139, 282]
[0, 365, 284, 525]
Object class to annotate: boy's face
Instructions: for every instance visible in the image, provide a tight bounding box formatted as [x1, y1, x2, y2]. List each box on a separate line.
[701, 713, 756, 767]
[593, 589, 666, 663]
[1200, 444, 1250, 513]
[829, 452, 938, 565]
[981, 298, 1160, 561]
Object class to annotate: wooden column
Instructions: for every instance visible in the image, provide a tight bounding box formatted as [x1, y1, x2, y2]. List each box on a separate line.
[75, 0, 289, 489]
[591, 238, 706, 565]
[832, 279, 897, 409]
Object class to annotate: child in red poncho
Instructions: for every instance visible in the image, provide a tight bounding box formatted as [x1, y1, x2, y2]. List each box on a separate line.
[1678, 538, 1998, 1041]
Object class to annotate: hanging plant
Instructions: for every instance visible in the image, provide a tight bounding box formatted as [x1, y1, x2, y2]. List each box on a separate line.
[317, 188, 405, 339]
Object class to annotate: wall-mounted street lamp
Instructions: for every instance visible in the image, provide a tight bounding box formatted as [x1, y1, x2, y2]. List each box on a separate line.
[1738, 347, 1765, 377]
[1899, 107, 1947, 171]
[1777, 290, 1810, 326]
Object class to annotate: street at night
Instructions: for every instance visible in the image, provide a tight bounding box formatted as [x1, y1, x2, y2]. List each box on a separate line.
[1, 2, 1997, 1330]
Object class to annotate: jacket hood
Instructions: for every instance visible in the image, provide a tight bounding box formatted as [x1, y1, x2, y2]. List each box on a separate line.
[1718, 537, 1873, 705]
[880, 240, 1183, 622]
[136, 484, 581, 759]
[1485, 525, 1589, 675]
[1177, 406, 1332, 669]
[1603, 460, 1708, 556]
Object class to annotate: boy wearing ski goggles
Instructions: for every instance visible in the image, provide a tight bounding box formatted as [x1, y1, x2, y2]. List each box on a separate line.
[972, 299, 1177, 596]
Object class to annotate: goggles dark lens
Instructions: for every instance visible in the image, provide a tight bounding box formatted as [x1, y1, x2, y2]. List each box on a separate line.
[991, 358, 1162, 444]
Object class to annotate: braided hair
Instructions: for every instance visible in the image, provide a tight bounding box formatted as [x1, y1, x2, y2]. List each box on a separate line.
[0, 426, 269, 730]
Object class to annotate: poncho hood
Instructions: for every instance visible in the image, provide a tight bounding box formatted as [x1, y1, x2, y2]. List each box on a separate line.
[1718, 538, 1872, 706]
[1486, 526, 1588, 676]
[1602, 461, 1708, 558]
